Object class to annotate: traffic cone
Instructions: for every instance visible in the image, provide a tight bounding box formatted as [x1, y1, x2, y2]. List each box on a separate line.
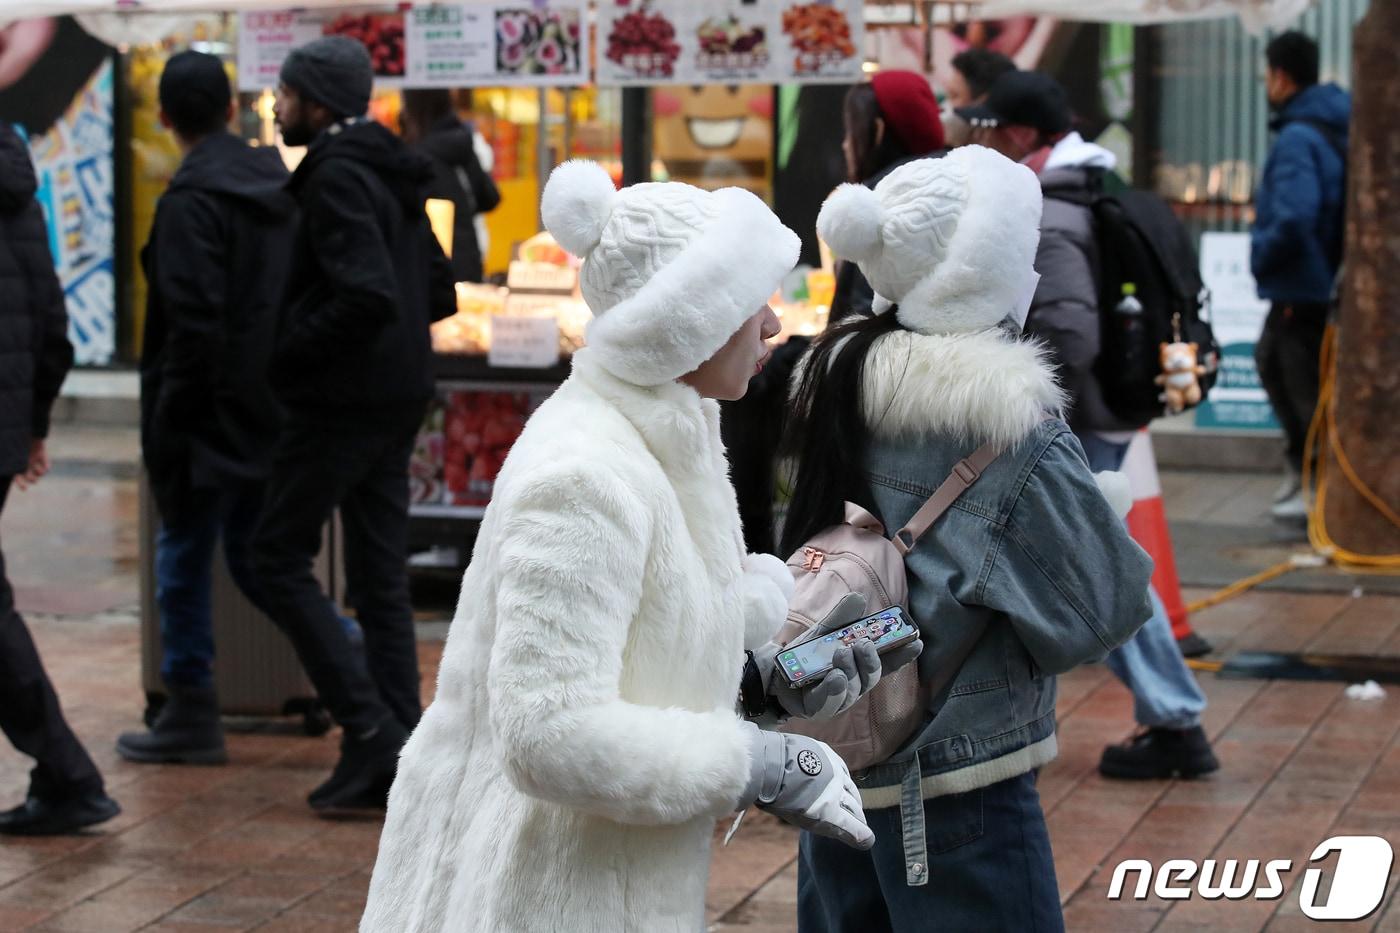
[1121, 430, 1213, 657]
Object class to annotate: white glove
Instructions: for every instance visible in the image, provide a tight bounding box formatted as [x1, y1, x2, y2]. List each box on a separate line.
[737, 721, 874, 850]
[754, 594, 923, 721]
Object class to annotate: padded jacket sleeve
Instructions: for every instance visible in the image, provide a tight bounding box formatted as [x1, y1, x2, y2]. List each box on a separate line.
[279, 160, 399, 364]
[488, 464, 753, 826]
[1027, 217, 1100, 419]
[21, 203, 73, 439]
[149, 192, 224, 432]
[980, 432, 1154, 675]
[1250, 126, 1324, 282]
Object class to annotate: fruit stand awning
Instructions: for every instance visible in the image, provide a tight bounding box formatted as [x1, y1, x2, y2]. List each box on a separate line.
[971, 0, 1311, 33]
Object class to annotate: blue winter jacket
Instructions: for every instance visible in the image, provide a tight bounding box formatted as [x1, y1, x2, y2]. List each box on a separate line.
[1250, 83, 1351, 304]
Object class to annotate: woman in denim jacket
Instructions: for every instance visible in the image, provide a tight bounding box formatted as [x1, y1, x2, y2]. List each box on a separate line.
[782, 146, 1155, 932]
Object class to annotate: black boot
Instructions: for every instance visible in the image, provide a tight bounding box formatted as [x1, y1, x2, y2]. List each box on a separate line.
[1099, 726, 1220, 780]
[308, 716, 408, 816]
[116, 685, 227, 765]
[0, 791, 120, 836]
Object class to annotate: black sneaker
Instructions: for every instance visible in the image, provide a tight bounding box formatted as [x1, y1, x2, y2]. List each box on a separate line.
[1099, 726, 1220, 780]
[1176, 632, 1215, 659]
[117, 685, 227, 765]
[308, 717, 407, 816]
[0, 793, 120, 836]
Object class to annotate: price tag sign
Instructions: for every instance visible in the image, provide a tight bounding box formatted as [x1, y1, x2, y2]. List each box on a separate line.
[489, 315, 560, 369]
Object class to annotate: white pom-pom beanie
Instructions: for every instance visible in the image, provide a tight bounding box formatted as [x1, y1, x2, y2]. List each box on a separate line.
[816, 145, 1043, 336]
[541, 160, 800, 387]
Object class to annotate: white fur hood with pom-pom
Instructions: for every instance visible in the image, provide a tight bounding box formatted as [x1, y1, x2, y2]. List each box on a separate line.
[361, 348, 791, 933]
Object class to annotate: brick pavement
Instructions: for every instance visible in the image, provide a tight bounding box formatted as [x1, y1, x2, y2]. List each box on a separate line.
[2, 590, 1397, 932]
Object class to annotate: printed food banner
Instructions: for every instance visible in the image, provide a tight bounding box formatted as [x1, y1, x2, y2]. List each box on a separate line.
[597, 0, 864, 86]
[238, 2, 587, 91]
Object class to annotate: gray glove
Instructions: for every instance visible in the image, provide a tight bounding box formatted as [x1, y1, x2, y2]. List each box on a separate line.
[737, 722, 874, 850]
[755, 594, 923, 721]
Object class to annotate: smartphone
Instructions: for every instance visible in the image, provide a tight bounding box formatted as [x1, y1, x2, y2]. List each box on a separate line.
[776, 607, 918, 689]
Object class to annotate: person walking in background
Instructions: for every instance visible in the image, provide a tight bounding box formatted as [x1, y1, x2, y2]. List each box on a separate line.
[253, 37, 455, 816]
[940, 49, 1016, 148]
[944, 47, 1016, 110]
[1251, 31, 1350, 521]
[829, 71, 946, 324]
[115, 52, 297, 767]
[963, 71, 1220, 781]
[400, 89, 500, 284]
[0, 120, 119, 835]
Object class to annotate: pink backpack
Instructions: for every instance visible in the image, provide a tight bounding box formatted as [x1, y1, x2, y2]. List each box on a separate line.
[777, 440, 1005, 771]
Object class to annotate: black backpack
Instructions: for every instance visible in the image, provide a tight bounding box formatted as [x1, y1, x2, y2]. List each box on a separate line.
[1044, 170, 1220, 427]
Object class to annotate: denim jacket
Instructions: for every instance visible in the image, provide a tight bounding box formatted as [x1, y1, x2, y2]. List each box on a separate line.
[840, 328, 1153, 884]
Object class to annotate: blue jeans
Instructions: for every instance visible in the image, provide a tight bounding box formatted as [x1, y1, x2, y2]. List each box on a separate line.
[155, 482, 269, 689]
[797, 771, 1064, 932]
[1076, 432, 1206, 730]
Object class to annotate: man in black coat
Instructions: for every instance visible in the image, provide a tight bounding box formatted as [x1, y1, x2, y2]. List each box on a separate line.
[0, 120, 119, 835]
[116, 52, 297, 766]
[254, 37, 455, 815]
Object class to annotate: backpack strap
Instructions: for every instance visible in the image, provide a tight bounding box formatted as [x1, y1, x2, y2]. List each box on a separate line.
[891, 414, 1054, 557]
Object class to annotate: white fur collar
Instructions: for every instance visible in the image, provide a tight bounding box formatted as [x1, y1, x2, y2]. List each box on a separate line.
[570, 348, 722, 479]
[860, 329, 1066, 449]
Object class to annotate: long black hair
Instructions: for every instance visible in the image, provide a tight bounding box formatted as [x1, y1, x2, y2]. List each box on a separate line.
[844, 83, 908, 183]
[779, 310, 906, 556]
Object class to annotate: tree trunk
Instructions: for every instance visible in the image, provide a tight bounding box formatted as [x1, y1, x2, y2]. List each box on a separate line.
[1324, 0, 1400, 556]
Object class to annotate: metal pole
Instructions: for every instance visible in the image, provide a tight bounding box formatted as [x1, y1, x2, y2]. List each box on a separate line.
[537, 87, 551, 227]
[621, 87, 652, 187]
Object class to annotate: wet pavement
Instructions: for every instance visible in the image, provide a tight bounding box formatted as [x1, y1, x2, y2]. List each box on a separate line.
[1, 427, 1397, 931]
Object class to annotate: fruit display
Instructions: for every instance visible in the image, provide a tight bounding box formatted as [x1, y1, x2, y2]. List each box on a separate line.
[697, 15, 767, 63]
[411, 388, 546, 507]
[605, 7, 681, 78]
[496, 9, 582, 76]
[430, 283, 588, 358]
[323, 13, 405, 78]
[431, 284, 509, 356]
[781, 3, 856, 72]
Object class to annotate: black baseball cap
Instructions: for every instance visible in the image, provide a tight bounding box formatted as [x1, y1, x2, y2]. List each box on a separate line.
[955, 70, 1072, 135]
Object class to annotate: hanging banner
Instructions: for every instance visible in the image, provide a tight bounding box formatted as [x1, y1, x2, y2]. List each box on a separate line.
[596, 0, 864, 86]
[1194, 232, 1279, 431]
[405, 3, 586, 87]
[237, 2, 587, 91]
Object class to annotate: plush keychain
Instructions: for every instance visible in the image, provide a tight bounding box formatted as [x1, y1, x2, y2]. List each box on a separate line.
[1156, 341, 1206, 414]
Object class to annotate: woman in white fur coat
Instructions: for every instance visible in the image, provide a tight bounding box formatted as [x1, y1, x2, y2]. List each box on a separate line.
[361, 162, 880, 933]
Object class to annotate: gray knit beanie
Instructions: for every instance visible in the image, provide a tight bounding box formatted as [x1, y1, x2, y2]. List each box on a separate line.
[279, 37, 373, 119]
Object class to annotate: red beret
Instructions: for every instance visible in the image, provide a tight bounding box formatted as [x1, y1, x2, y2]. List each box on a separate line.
[870, 70, 945, 155]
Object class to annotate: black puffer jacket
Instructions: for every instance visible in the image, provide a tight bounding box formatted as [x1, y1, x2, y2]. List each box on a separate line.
[0, 122, 73, 477]
[415, 116, 500, 283]
[274, 120, 456, 420]
[140, 132, 296, 525]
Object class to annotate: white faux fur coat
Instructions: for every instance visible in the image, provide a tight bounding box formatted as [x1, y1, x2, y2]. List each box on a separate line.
[361, 349, 791, 933]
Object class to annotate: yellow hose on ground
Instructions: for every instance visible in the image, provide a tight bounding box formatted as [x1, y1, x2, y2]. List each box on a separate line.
[1182, 322, 1400, 622]
[1304, 324, 1400, 569]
